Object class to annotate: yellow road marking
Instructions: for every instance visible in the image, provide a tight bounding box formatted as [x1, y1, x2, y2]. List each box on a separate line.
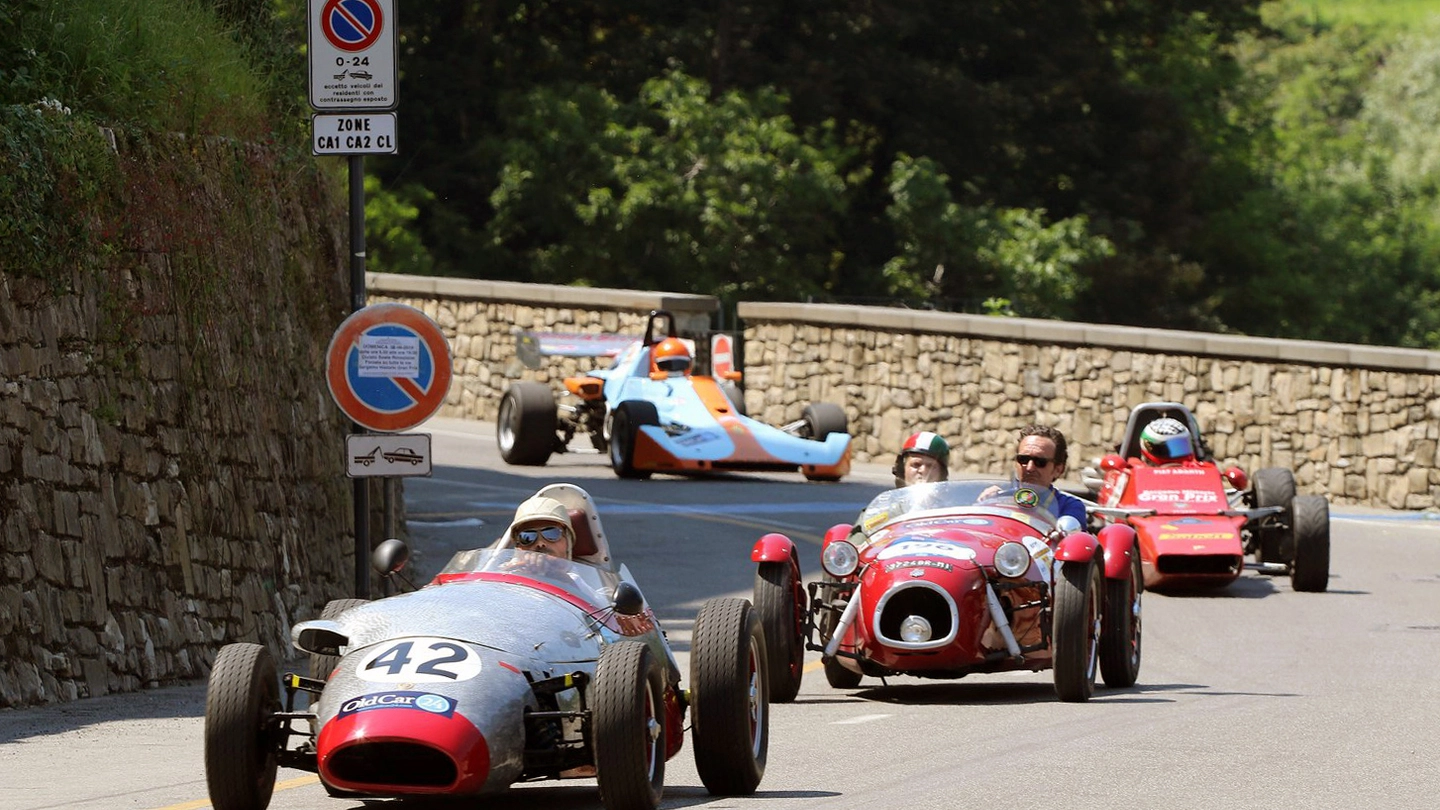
[148, 775, 317, 810]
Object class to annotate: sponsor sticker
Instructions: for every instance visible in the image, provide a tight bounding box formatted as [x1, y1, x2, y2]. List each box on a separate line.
[337, 690, 456, 719]
[674, 430, 721, 447]
[1014, 488, 1040, 507]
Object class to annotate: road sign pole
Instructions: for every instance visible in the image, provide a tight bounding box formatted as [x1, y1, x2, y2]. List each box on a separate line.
[349, 153, 371, 598]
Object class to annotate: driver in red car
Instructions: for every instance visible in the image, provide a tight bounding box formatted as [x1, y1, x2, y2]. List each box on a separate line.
[893, 431, 950, 487]
[1006, 424, 1089, 526]
[1138, 417, 1196, 466]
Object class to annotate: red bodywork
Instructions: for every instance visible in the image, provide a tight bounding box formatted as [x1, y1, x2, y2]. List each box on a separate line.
[812, 502, 1134, 680]
[1095, 456, 1246, 589]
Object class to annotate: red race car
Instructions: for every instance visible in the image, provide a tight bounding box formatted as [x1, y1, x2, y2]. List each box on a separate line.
[1085, 402, 1331, 593]
[751, 480, 1142, 703]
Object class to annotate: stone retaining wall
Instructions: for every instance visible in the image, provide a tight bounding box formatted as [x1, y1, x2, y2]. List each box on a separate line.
[369, 273, 1440, 509]
[0, 133, 360, 708]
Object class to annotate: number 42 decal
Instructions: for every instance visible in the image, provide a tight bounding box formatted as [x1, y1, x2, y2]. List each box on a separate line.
[355, 637, 483, 682]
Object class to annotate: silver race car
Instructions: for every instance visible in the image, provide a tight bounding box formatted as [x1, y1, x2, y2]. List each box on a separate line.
[203, 484, 768, 810]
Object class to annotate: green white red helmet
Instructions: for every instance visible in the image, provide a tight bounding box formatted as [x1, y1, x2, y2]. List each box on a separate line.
[893, 431, 950, 482]
[1140, 417, 1194, 464]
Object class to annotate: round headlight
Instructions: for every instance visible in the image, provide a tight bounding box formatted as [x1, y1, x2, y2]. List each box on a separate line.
[822, 540, 860, 577]
[994, 542, 1031, 578]
[900, 615, 932, 643]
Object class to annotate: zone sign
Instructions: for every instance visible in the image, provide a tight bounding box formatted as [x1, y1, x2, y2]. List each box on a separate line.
[308, 0, 397, 111]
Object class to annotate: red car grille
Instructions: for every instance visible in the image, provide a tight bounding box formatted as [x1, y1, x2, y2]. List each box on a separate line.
[328, 741, 457, 788]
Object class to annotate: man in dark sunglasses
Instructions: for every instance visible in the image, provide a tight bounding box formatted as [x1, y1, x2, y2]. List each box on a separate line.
[1009, 424, 1088, 525]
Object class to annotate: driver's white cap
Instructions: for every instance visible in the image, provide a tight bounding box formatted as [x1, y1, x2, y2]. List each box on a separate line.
[506, 496, 574, 549]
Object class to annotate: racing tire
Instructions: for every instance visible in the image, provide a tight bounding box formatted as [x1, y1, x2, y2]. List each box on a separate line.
[204, 643, 280, 810]
[609, 401, 658, 480]
[1289, 495, 1331, 593]
[1052, 559, 1101, 703]
[800, 403, 848, 482]
[309, 598, 369, 683]
[800, 402, 847, 440]
[1252, 467, 1296, 566]
[497, 382, 558, 466]
[593, 641, 667, 810]
[690, 597, 768, 796]
[753, 562, 804, 703]
[1099, 552, 1142, 689]
[720, 380, 748, 416]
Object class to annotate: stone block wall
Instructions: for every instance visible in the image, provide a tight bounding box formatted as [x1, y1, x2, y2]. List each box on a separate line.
[737, 303, 1440, 508]
[0, 132, 361, 707]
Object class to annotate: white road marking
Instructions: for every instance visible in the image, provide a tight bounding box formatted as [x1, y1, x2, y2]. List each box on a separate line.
[832, 713, 891, 725]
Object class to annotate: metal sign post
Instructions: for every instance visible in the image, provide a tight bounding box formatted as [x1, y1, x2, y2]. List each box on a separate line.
[308, 0, 400, 597]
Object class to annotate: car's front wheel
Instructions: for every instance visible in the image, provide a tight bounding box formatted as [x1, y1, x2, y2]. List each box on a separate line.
[1290, 495, 1331, 592]
[204, 643, 280, 810]
[753, 562, 804, 703]
[1099, 552, 1142, 688]
[593, 641, 666, 810]
[690, 598, 768, 796]
[1052, 559, 1101, 703]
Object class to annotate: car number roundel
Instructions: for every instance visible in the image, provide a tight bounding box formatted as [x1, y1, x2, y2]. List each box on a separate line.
[354, 637, 482, 682]
[877, 540, 977, 563]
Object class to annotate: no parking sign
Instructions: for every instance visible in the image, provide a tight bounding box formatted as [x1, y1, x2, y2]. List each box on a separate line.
[327, 304, 453, 432]
[309, 0, 397, 111]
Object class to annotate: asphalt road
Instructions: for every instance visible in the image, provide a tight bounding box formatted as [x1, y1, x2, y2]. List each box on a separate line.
[2, 417, 1437, 810]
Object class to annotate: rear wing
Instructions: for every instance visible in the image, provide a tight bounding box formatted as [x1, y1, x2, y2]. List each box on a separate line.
[513, 328, 740, 378]
[514, 330, 638, 370]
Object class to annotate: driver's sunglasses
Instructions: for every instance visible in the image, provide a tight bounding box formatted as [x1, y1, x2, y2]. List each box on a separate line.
[515, 526, 568, 546]
[1015, 454, 1053, 468]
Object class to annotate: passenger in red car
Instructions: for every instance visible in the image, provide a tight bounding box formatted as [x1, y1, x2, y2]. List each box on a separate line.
[892, 431, 950, 487]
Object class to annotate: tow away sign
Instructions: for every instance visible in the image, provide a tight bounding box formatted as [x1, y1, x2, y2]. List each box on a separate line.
[313, 113, 397, 155]
[347, 433, 432, 477]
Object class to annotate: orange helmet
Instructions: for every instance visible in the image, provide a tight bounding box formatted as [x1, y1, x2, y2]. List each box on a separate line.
[652, 338, 692, 375]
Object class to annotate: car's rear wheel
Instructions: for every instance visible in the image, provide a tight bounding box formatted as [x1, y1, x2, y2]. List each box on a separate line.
[1252, 467, 1296, 566]
[1052, 559, 1101, 703]
[753, 562, 804, 703]
[690, 597, 768, 796]
[800, 402, 847, 440]
[1099, 552, 1142, 689]
[204, 643, 280, 810]
[1290, 495, 1331, 592]
[497, 382, 558, 465]
[594, 641, 666, 810]
[608, 401, 658, 480]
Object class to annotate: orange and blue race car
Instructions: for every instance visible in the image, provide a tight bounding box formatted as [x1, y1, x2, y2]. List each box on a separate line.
[497, 310, 852, 481]
[1084, 402, 1331, 592]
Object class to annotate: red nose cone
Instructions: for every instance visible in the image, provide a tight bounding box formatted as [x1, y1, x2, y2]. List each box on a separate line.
[317, 692, 490, 795]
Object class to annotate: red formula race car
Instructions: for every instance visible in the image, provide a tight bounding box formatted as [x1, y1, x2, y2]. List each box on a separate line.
[751, 480, 1142, 703]
[1085, 402, 1331, 593]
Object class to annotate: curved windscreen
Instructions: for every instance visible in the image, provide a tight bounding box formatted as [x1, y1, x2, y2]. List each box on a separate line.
[437, 548, 620, 605]
[856, 479, 1061, 538]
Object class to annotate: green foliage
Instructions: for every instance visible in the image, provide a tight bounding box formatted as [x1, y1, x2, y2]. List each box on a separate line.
[365, 175, 437, 275]
[0, 0, 283, 138]
[882, 155, 1112, 319]
[0, 103, 121, 281]
[486, 71, 861, 301]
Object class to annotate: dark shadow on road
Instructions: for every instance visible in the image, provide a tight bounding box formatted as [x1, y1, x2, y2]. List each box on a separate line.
[0, 681, 207, 744]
